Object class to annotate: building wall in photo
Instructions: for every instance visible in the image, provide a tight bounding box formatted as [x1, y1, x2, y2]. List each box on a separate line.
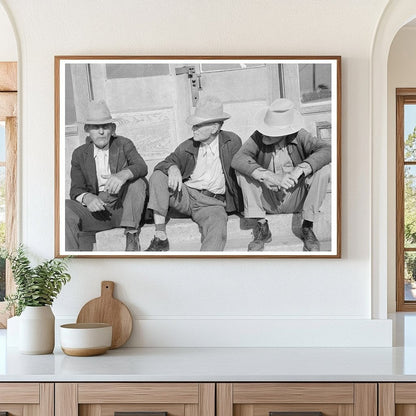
[63, 62, 333, 197]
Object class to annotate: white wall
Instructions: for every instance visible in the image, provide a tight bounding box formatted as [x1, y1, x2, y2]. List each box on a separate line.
[0, 0, 394, 347]
[0, 2, 16, 61]
[387, 26, 416, 312]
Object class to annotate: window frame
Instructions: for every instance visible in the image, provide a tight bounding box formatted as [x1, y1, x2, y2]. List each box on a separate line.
[0, 62, 17, 327]
[281, 63, 332, 116]
[396, 88, 416, 311]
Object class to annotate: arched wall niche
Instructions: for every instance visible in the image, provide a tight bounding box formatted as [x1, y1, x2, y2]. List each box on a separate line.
[372, 0, 416, 318]
[0, 0, 408, 338]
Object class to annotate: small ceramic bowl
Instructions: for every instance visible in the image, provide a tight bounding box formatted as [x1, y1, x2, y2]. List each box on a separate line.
[60, 323, 112, 356]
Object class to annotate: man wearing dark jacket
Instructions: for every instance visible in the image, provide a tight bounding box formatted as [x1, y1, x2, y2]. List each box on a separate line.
[65, 100, 148, 252]
[145, 96, 243, 251]
[231, 98, 331, 252]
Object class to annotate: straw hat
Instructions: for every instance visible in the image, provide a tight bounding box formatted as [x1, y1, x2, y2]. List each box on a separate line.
[186, 96, 230, 126]
[255, 98, 304, 137]
[84, 100, 115, 125]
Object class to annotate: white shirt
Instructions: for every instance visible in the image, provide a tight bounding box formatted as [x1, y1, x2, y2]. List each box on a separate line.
[268, 145, 293, 174]
[76, 146, 111, 204]
[94, 147, 111, 191]
[186, 136, 226, 194]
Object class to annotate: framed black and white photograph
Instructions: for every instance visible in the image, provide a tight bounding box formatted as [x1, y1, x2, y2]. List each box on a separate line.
[55, 56, 341, 258]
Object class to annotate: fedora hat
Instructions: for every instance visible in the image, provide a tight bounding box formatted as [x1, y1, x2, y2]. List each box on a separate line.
[255, 98, 304, 137]
[84, 100, 115, 125]
[186, 96, 230, 126]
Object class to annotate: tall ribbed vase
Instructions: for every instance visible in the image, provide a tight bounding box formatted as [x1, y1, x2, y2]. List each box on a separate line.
[18, 306, 55, 354]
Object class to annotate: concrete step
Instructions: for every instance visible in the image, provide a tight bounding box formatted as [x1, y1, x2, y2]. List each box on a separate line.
[94, 192, 332, 252]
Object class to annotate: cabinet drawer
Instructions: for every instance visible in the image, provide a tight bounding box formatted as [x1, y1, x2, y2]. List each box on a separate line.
[78, 383, 200, 404]
[56, 383, 215, 416]
[0, 383, 39, 403]
[218, 383, 376, 416]
[379, 383, 416, 415]
[0, 383, 53, 415]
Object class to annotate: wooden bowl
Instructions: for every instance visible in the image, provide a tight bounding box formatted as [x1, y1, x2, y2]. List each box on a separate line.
[60, 323, 112, 356]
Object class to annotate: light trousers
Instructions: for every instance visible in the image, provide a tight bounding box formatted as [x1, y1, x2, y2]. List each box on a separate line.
[148, 170, 228, 251]
[237, 164, 331, 222]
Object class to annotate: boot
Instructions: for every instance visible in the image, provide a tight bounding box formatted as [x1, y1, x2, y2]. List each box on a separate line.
[248, 220, 272, 251]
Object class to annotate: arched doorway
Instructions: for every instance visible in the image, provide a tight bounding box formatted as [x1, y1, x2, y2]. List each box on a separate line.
[371, 1, 416, 318]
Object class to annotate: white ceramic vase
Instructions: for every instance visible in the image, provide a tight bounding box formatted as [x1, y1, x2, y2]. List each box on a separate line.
[19, 305, 55, 354]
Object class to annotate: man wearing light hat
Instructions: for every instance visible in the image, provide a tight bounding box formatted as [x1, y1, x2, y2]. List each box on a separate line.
[232, 98, 331, 251]
[65, 100, 148, 251]
[145, 96, 243, 251]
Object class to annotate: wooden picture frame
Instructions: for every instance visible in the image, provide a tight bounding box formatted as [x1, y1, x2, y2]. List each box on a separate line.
[55, 56, 341, 258]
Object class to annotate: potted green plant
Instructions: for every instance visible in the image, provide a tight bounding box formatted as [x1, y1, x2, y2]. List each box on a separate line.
[4, 245, 71, 354]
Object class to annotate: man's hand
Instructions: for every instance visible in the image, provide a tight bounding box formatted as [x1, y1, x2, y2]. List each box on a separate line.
[290, 163, 312, 181]
[167, 165, 183, 192]
[278, 173, 297, 190]
[102, 170, 133, 195]
[260, 170, 282, 190]
[83, 193, 107, 212]
[253, 169, 296, 191]
[289, 166, 305, 181]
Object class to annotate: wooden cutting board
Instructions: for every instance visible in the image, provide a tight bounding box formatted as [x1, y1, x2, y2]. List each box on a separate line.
[76, 281, 133, 349]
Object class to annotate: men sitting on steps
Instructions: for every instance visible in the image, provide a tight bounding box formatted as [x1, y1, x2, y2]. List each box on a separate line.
[65, 100, 148, 252]
[231, 98, 331, 252]
[145, 96, 243, 252]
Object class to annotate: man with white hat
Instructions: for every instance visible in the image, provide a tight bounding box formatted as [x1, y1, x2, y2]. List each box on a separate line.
[65, 100, 148, 251]
[145, 95, 243, 251]
[231, 98, 331, 251]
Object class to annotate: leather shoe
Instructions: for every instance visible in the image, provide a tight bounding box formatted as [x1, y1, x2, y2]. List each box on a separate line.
[248, 220, 272, 251]
[301, 227, 320, 251]
[125, 232, 140, 251]
[145, 236, 170, 251]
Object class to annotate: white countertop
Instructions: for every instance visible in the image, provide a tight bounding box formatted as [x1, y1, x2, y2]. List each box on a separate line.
[3, 313, 416, 382]
[3, 346, 416, 382]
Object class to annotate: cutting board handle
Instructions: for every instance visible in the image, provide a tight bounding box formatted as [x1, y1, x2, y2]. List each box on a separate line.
[101, 281, 115, 298]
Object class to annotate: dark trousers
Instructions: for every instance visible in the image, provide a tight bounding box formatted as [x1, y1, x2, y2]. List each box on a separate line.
[148, 170, 228, 251]
[65, 178, 147, 251]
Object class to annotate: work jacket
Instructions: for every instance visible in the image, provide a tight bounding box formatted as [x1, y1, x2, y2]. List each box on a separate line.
[231, 128, 331, 177]
[154, 130, 243, 213]
[70, 135, 148, 200]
